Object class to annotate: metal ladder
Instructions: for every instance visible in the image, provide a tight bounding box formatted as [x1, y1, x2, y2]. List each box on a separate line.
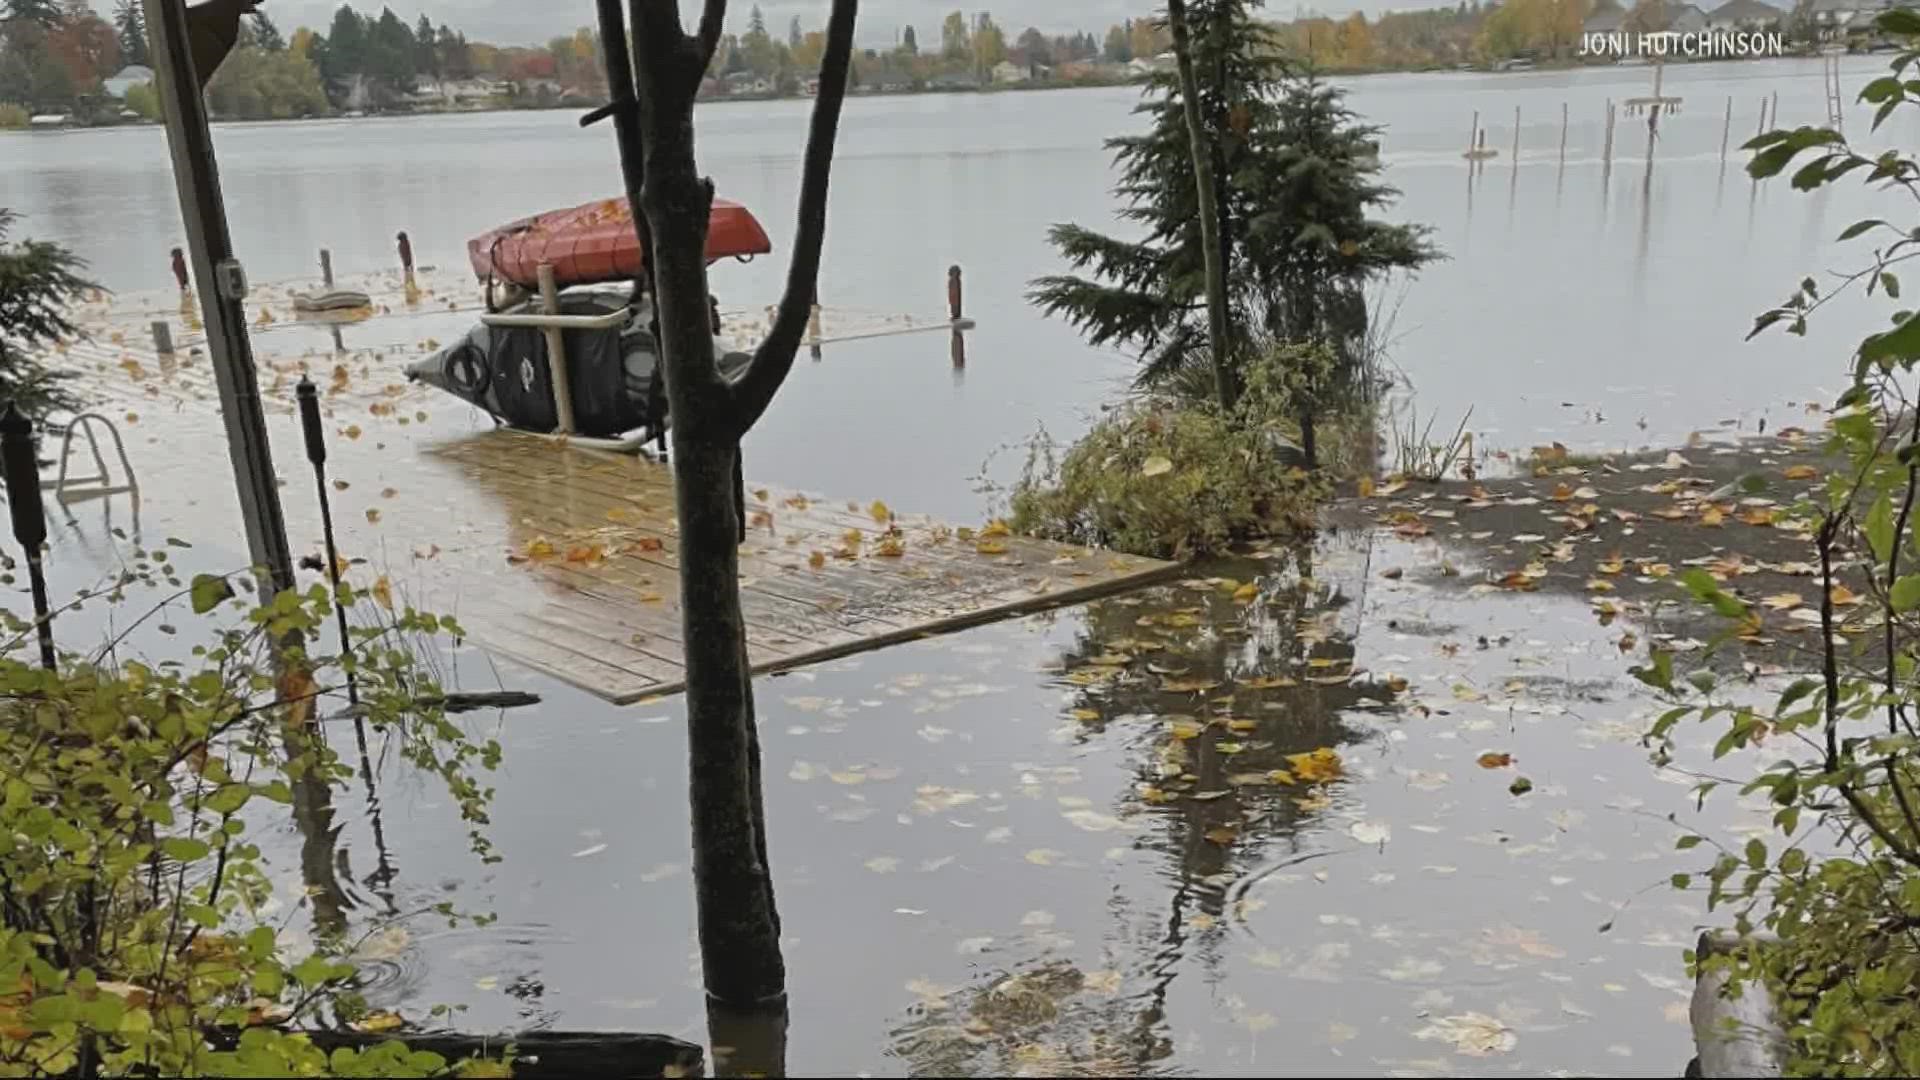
[42, 413, 139, 504]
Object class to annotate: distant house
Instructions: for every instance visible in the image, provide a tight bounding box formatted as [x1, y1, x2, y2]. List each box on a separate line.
[412, 77, 508, 107]
[860, 71, 914, 94]
[698, 76, 723, 98]
[1584, 0, 1629, 33]
[102, 65, 153, 99]
[1705, 0, 1784, 28]
[1808, 0, 1882, 31]
[721, 71, 774, 95]
[991, 60, 1029, 84]
[1670, 3, 1710, 30]
[1127, 53, 1175, 77]
[926, 70, 982, 90]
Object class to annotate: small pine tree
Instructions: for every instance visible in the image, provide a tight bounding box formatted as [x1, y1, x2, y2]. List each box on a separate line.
[0, 210, 93, 419]
[1032, 1, 1436, 454]
[112, 0, 148, 67]
[253, 11, 286, 52]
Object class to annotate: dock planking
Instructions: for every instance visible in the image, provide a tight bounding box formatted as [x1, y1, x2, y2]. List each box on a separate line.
[34, 269, 1182, 705]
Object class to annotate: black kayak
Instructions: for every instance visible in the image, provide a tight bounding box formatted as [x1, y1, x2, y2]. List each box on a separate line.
[405, 292, 751, 440]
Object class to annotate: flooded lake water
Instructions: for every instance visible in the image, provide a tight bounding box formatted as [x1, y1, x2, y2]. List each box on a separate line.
[0, 60, 1885, 1074]
[2, 57, 1911, 515]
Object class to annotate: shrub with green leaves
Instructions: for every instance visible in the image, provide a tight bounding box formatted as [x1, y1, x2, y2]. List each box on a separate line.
[0, 106, 26, 131]
[0, 562, 506, 1078]
[1009, 349, 1328, 559]
[1643, 11, 1920, 1073]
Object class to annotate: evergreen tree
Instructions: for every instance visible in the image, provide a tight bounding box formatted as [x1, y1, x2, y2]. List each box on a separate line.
[413, 13, 435, 77]
[901, 23, 917, 53]
[0, 209, 93, 419]
[1, 0, 60, 30]
[112, 0, 146, 66]
[366, 7, 415, 95]
[319, 4, 366, 82]
[1030, 1, 1436, 442]
[788, 13, 802, 48]
[252, 11, 285, 52]
[748, 4, 766, 37]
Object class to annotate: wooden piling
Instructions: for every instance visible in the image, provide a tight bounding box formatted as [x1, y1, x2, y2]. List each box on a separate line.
[948, 265, 964, 322]
[1468, 109, 1478, 155]
[1758, 95, 1768, 136]
[536, 263, 577, 436]
[150, 320, 173, 355]
[1559, 102, 1568, 167]
[1770, 90, 1778, 131]
[320, 249, 334, 288]
[1721, 96, 1732, 163]
[1511, 105, 1521, 165]
[1603, 99, 1615, 184]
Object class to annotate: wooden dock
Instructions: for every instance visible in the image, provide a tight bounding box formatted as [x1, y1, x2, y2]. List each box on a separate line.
[34, 269, 1179, 704]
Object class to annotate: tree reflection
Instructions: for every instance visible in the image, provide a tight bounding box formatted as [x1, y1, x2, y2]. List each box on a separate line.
[889, 542, 1397, 1075]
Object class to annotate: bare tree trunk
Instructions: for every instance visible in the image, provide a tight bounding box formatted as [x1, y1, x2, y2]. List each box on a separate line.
[605, 0, 858, 1011]
[1167, 0, 1236, 414]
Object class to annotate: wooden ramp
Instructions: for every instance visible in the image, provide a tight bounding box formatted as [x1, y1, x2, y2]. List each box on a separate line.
[407, 434, 1178, 704]
[36, 270, 1179, 705]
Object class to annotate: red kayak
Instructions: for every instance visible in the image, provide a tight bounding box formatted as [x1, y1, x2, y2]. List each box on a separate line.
[466, 196, 773, 290]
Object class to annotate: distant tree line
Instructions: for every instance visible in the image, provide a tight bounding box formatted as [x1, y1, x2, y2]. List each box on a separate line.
[5, 0, 1631, 129]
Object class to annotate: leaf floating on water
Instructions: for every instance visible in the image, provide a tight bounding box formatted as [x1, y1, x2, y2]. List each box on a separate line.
[1350, 819, 1392, 845]
[1509, 776, 1535, 796]
[370, 576, 393, 610]
[353, 1012, 406, 1034]
[1477, 752, 1515, 769]
[1782, 464, 1819, 480]
[1024, 848, 1064, 866]
[869, 500, 892, 523]
[1204, 825, 1238, 846]
[1287, 748, 1344, 784]
[1415, 1012, 1517, 1056]
[865, 856, 900, 874]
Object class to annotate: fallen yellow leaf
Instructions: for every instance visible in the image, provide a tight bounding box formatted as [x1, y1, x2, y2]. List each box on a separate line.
[370, 576, 393, 610]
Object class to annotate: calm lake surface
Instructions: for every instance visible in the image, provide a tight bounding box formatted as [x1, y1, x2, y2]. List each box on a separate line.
[0, 60, 1894, 1075]
[3, 57, 1911, 515]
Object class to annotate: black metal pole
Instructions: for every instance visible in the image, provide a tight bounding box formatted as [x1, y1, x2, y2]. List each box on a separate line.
[296, 378, 358, 709]
[1, 400, 55, 671]
[295, 377, 398, 901]
[144, 0, 297, 598]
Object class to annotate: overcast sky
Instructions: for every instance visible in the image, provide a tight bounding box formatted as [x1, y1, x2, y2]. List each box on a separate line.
[113, 2, 1441, 48]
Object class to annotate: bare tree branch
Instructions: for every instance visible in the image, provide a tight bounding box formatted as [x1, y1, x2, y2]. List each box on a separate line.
[697, 0, 728, 78]
[730, 0, 859, 435]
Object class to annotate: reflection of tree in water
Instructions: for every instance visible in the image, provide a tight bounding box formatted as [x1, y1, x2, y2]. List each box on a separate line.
[891, 547, 1399, 1076]
[890, 961, 1177, 1078]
